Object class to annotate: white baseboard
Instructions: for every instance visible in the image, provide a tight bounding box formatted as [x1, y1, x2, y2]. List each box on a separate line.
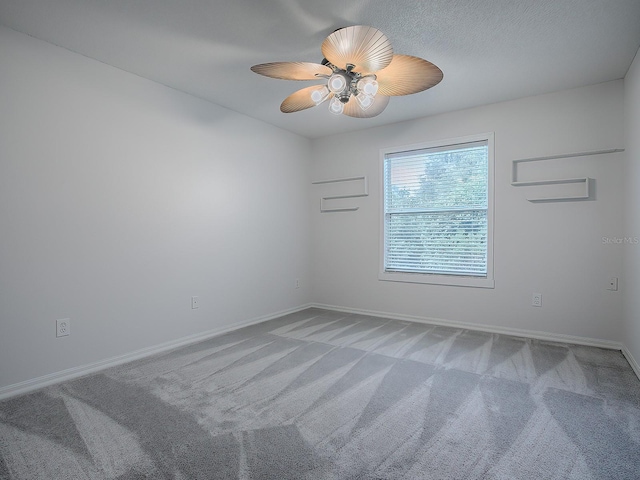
[622, 345, 640, 381]
[0, 303, 312, 401]
[314, 303, 640, 381]
[311, 303, 624, 350]
[3, 302, 637, 400]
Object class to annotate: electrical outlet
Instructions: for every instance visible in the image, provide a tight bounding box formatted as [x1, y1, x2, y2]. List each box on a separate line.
[191, 296, 199, 309]
[532, 293, 542, 307]
[56, 318, 70, 337]
[295, 278, 300, 289]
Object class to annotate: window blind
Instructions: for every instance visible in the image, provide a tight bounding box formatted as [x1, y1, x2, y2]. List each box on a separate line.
[383, 141, 489, 277]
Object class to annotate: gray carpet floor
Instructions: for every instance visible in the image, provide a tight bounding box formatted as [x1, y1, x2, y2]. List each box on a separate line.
[1, 308, 639, 479]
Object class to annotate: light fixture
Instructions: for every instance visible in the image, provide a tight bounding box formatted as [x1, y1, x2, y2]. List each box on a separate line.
[310, 86, 330, 105]
[357, 77, 379, 96]
[251, 25, 443, 118]
[356, 93, 375, 110]
[329, 96, 345, 115]
[328, 73, 348, 93]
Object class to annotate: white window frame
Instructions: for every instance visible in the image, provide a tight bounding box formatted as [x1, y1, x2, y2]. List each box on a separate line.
[379, 133, 495, 288]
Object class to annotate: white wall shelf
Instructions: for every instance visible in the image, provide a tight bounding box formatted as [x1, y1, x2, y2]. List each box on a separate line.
[312, 176, 368, 213]
[511, 148, 624, 202]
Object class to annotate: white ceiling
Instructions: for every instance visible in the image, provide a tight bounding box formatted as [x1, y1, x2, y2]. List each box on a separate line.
[1, 0, 640, 139]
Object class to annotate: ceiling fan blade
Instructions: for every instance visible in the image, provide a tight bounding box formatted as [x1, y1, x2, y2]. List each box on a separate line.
[280, 85, 329, 113]
[375, 55, 443, 96]
[251, 62, 332, 80]
[321, 26, 393, 73]
[343, 95, 390, 118]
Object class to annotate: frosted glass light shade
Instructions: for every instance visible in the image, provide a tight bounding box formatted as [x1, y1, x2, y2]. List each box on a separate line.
[357, 77, 379, 96]
[310, 86, 330, 105]
[328, 73, 348, 93]
[329, 96, 344, 115]
[356, 93, 375, 110]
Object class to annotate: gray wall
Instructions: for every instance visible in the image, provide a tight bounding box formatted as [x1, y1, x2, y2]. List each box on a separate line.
[623, 47, 640, 372]
[310, 81, 625, 343]
[0, 27, 312, 389]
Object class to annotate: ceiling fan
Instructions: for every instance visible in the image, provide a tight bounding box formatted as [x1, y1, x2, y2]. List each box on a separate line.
[251, 25, 443, 118]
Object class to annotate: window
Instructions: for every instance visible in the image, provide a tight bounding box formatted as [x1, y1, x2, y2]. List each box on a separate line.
[380, 133, 494, 288]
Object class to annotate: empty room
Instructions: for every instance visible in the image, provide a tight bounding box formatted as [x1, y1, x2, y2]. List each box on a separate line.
[1, 1, 640, 479]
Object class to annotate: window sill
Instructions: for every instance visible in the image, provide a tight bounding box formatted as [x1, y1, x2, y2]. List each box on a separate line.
[378, 271, 495, 288]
